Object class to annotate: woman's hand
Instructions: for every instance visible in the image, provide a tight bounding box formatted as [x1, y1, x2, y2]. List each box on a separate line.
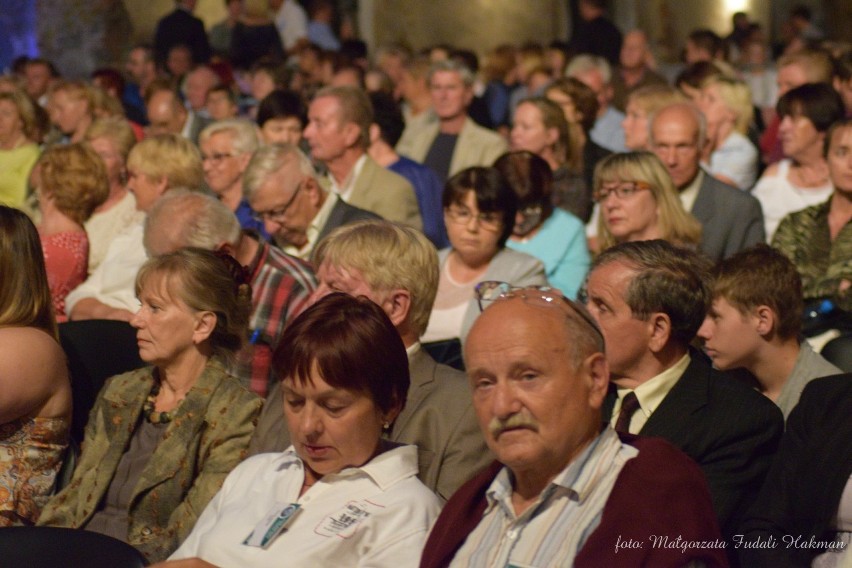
[149, 558, 219, 568]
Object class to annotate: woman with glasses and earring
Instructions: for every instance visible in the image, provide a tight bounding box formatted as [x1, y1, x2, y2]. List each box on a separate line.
[594, 152, 702, 252]
[421, 167, 546, 369]
[494, 151, 589, 299]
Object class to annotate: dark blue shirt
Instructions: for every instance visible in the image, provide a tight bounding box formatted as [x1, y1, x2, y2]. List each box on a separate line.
[390, 156, 449, 248]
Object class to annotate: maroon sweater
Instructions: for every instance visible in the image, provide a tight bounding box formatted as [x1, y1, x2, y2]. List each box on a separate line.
[420, 433, 729, 568]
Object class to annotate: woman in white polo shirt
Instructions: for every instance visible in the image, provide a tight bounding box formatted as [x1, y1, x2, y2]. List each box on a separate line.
[161, 293, 442, 568]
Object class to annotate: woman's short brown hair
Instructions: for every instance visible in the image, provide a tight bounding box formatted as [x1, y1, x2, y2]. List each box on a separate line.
[273, 293, 409, 416]
[37, 143, 110, 225]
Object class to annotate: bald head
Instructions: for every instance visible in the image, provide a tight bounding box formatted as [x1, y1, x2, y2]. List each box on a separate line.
[650, 103, 706, 189]
[465, 297, 609, 479]
[146, 89, 187, 136]
[185, 66, 220, 111]
[620, 30, 650, 71]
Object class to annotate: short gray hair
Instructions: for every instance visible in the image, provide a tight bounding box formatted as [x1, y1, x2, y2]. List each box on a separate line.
[199, 118, 260, 156]
[144, 190, 241, 255]
[565, 54, 612, 84]
[428, 59, 475, 88]
[243, 143, 320, 200]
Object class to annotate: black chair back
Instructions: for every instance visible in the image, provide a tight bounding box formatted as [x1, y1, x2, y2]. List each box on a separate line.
[58, 320, 145, 444]
[821, 334, 852, 373]
[0, 526, 148, 567]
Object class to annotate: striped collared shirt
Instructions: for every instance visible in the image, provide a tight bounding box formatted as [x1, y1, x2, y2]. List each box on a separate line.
[450, 428, 638, 567]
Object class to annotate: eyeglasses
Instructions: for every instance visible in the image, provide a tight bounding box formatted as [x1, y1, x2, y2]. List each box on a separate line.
[201, 152, 238, 165]
[593, 180, 652, 202]
[475, 280, 605, 350]
[518, 205, 542, 219]
[252, 182, 302, 223]
[445, 206, 503, 231]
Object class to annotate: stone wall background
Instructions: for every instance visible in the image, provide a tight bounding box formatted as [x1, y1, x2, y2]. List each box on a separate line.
[2, 1, 849, 79]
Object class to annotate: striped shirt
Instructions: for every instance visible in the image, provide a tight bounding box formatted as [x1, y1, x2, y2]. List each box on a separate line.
[231, 236, 317, 396]
[450, 428, 638, 567]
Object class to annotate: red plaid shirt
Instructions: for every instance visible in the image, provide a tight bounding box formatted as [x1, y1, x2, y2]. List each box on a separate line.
[232, 237, 317, 396]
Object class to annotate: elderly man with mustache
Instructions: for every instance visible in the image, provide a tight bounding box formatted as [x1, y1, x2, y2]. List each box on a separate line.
[420, 282, 727, 568]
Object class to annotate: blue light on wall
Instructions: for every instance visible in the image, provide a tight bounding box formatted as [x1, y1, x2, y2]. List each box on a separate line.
[0, 0, 39, 73]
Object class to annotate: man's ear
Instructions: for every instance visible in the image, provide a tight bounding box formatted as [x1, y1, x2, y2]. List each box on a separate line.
[368, 123, 381, 145]
[341, 122, 362, 148]
[193, 311, 217, 344]
[754, 305, 776, 337]
[303, 176, 324, 207]
[646, 312, 672, 354]
[585, 352, 610, 409]
[153, 176, 170, 200]
[382, 289, 411, 328]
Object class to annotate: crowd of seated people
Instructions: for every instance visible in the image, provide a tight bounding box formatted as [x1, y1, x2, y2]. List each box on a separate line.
[1, 1, 851, 565]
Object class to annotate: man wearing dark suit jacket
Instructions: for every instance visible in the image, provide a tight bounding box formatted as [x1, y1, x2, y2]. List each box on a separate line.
[651, 102, 765, 261]
[585, 239, 783, 546]
[154, 0, 212, 68]
[245, 144, 378, 260]
[248, 220, 492, 500]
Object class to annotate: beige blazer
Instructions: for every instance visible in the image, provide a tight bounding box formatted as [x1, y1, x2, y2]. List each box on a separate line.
[396, 116, 508, 177]
[347, 156, 423, 231]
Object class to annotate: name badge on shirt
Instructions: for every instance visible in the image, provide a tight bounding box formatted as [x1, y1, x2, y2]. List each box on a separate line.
[314, 500, 376, 539]
[243, 502, 301, 549]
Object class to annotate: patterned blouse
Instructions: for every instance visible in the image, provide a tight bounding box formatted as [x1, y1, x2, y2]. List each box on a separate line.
[772, 198, 852, 311]
[41, 231, 89, 322]
[0, 416, 69, 526]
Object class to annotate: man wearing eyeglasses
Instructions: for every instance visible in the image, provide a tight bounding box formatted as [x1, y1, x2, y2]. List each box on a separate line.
[143, 190, 317, 398]
[584, 239, 784, 551]
[650, 102, 764, 261]
[421, 281, 726, 567]
[244, 144, 378, 260]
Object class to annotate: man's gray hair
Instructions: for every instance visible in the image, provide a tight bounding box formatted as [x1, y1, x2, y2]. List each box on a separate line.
[144, 189, 241, 256]
[198, 118, 260, 156]
[428, 59, 475, 88]
[565, 54, 612, 84]
[243, 143, 321, 200]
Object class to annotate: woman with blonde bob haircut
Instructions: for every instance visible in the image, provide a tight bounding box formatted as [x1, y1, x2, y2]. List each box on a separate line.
[126, 134, 204, 212]
[697, 76, 758, 190]
[595, 151, 702, 252]
[0, 206, 71, 526]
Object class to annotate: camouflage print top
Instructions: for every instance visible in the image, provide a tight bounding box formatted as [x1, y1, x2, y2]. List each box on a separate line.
[772, 198, 852, 311]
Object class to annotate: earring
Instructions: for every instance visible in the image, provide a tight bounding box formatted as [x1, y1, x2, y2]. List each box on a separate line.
[382, 422, 390, 430]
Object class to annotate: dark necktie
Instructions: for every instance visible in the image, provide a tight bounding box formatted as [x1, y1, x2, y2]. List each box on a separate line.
[614, 391, 640, 433]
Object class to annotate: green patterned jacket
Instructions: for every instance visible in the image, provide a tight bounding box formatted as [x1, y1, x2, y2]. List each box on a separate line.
[37, 358, 262, 562]
[772, 198, 852, 311]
